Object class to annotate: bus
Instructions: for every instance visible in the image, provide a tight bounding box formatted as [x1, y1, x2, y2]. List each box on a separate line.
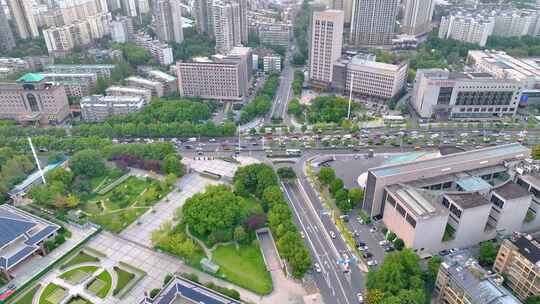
[286, 149, 302, 156]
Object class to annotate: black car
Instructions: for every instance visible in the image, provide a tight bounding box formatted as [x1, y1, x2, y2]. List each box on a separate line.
[363, 252, 373, 259]
[438, 249, 451, 256]
[356, 241, 366, 248]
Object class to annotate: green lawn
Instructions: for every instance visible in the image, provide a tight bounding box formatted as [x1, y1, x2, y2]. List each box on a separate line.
[112, 267, 135, 295]
[81, 176, 170, 232]
[66, 296, 92, 304]
[39, 283, 66, 304]
[212, 244, 273, 295]
[62, 251, 99, 269]
[87, 270, 112, 298]
[12, 285, 40, 304]
[59, 266, 99, 284]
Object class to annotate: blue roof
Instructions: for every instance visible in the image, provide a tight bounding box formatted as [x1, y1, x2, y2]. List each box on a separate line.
[141, 276, 241, 304]
[384, 152, 429, 165]
[0, 205, 60, 270]
[456, 176, 492, 192]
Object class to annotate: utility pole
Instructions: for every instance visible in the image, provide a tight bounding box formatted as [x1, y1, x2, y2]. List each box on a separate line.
[28, 137, 46, 185]
[348, 73, 354, 120]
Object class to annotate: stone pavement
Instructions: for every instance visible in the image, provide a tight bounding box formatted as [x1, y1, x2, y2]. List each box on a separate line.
[182, 156, 259, 179]
[120, 173, 221, 247]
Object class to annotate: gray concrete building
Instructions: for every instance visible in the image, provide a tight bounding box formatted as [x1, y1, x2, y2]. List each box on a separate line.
[153, 0, 184, 44]
[401, 0, 435, 36]
[105, 86, 152, 103]
[80, 95, 145, 122]
[257, 22, 291, 47]
[0, 5, 16, 52]
[350, 0, 399, 47]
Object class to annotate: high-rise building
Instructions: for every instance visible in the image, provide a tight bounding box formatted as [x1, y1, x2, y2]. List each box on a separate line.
[350, 0, 399, 47]
[194, 0, 214, 36]
[401, 0, 435, 36]
[154, 0, 184, 44]
[110, 16, 133, 43]
[494, 233, 540, 301]
[0, 5, 16, 52]
[332, 0, 343, 10]
[238, 0, 248, 44]
[438, 13, 494, 47]
[309, 10, 344, 86]
[343, 0, 353, 23]
[213, 0, 243, 54]
[257, 22, 291, 47]
[121, 0, 137, 17]
[137, 0, 150, 14]
[7, 0, 39, 39]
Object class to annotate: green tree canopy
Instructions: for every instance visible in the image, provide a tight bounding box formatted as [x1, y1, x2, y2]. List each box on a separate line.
[70, 149, 106, 178]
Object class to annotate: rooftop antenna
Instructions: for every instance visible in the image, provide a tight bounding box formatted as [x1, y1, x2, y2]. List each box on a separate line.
[28, 137, 46, 185]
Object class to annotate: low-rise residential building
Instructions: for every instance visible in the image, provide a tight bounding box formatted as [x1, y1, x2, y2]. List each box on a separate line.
[435, 252, 521, 304]
[263, 55, 281, 73]
[332, 54, 408, 101]
[147, 70, 177, 95]
[0, 58, 31, 79]
[362, 144, 540, 254]
[80, 95, 145, 122]
[43, 64, 116, 78]
[257, 22, 291, 47]
[105, 86, 152, 103]
[0, 73, 70, 125]
[132, 33, 174, 66]
[494, 233, 540, 300]
[412, 69, 521, 120]
[126, 76, 165, 97]
[40, 73, 97, 98]
[0, 204, 60, 280]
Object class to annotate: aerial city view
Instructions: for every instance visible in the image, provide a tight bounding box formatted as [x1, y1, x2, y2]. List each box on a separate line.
[3, 0, 540, 303]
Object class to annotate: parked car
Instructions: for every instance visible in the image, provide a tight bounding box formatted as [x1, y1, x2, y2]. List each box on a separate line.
[367, 260, 378, 266]
[314, 263, 322, 273]
[358, 245, 369, 251]
[363, 252, 373, 259]
[329, 231, 336, 239]
[369, 227, 377, 233]
[438, 249, 450, 256]
[357, 293, 364, 303]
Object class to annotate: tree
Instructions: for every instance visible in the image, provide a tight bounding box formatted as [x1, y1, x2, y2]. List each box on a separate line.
[533, 144, 540, 160]
[70, 149, 106, 178]
[66, 194, 80, 208]
[162, 154, 183, 176]
[525, 296, 540, 304]
[317, 167, 335, 185]
[90, 77, 109, 95]
[366, 289, 385, 304]
[424, 256, 443, 291]
[277, 167, 296, 179]
[393, 239, 405, 251]
[165, 173, 177, 188]
[348, 188, 364, 206]
[329, 178, 344, 195]
[478, 241, 499, 267]
[233, 226, 247, 244]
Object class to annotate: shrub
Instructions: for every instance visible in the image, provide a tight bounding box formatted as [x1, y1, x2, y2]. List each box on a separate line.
[150, 288, 161, 298]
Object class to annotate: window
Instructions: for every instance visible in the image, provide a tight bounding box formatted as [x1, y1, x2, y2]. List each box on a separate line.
[387, 194, 396, 207]
[27, 93, 40, 112]
[442, 197, 450, 208]
[396, 203, 406, 217]
[491, 194, 505, 209]
[449, 204, 462, 218]
[406, 214, 416, 228]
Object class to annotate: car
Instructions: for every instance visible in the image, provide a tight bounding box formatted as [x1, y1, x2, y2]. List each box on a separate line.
[369, 227, 377, 233]
[384, 246, 394, 252]
[209, 138, 216, 142]
[449, 248, 460, 254]
[367, 260, 378, 266]
[356, 241, 366, 248]
[438, 249, 451, 256]
[358, 245, 368, 251]
[314, 263, 322, 273]
[352, 230, 359, 237]
[356, 292, 364, 303]
[329, 231, 336, 239]
[379, 240, 389, 246]
[300, 231, 305, 239]
[363, 252, 373, 259]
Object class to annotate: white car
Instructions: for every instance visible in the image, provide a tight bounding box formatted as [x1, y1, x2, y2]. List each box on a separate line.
[314, 263, 322, 273]
[379, 240, 389, 246]
[369, 227, 377, 233]
[357, 292, 364, 303]
[367, 260, 378, 266]
[329, 231, 336, 239]
[358, 245, 368, 251]
[300, 231, 305, 239]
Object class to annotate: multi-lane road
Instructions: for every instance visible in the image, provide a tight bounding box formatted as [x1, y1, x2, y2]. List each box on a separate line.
[267, 65, 294, 123]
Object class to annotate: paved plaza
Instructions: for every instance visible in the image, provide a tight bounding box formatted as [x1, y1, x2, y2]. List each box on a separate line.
[183, 156, 259, 179]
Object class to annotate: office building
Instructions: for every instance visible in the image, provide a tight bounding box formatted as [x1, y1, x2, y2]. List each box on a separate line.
[332, 54, 407, 101]
[350, 0, 399, 47]
[126, 76, 165, 97]
[401, 0, 435, 36]
[132, 33, 174, 66]
[494, 233, 540, 300]
[137, 0, 150, 14]
[105, 86, 152, 103]
[0, 5, 16, 52]
[110, 16, 133, 43]
[121, 0, 137, 16]
[139, 276, 241, 304]
[309, 10, 344, 87]
[7, 0, 39, 39]
[0, 73, 70, 125]
[41, 72, 97, 97]
[176, 47, 252, 101]
[81, 95, 145, 122]
[412, 69, 521, 120]
[213, 1, 242, 54]
[435, 252, 521, 304]
[153, 0, 184, 44]
[257, 22, 291, 47]
[43, 64, 116, 78]
[0, 205, 60, 280]
[194, 0, 214, 36]
[362, 143, 539, 254]
[147, 70, 177, 95]
[438, 13, 494, 47]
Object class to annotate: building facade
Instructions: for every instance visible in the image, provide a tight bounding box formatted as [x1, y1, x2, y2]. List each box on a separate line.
[7, 0, 39, 39]
[41, 72, 97, 98]
[153, 0, 184, 44]
[0, 73, 70, 125]
[401, 0, 435, 36]
[350, 0, 399, 47]
[43, 64, 116, 78]
[80, 95, 145, 122]
[110, 16, 133, 43]
[263, 55, 281, 72]
[126, 76, 165, 97]
[412, 69, 522, 120]
[132, 33, 174, 66]
[438, 13, 494, 46]
[0, 5, 16, 52]
[213, 1, 242, 54]
[257, 23, 291, 47]
[105, 86, 152, 103]
[309, 10, 344, 86]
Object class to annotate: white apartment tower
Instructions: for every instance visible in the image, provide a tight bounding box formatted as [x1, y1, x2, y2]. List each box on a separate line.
[309, 10, 344, 85]
[438, 14, 494, 47]
[194, 0, 214, 36]
[401, 0, 435, 36]
[350, 0, 399, 47]
[154, 0, 184, 44]
[7, 0, 39, 39]
[213, 1, 241, 54]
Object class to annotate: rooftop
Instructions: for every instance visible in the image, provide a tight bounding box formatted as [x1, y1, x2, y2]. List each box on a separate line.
[456, 176, 492, 192]
[387, 185, 443, 217]
[126, 76, 161, 86]
[106, 86, 151, 94]
[444, 192, 491, 209]
[148, 70, 176, 82]
[518, 175, 540, 190]
[371, 144, 529, 177]
[44, 64, 116, 69]
[17, 73, 44, 82]
[511, 234, 540, 265]
[492, 181, 531, 200]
